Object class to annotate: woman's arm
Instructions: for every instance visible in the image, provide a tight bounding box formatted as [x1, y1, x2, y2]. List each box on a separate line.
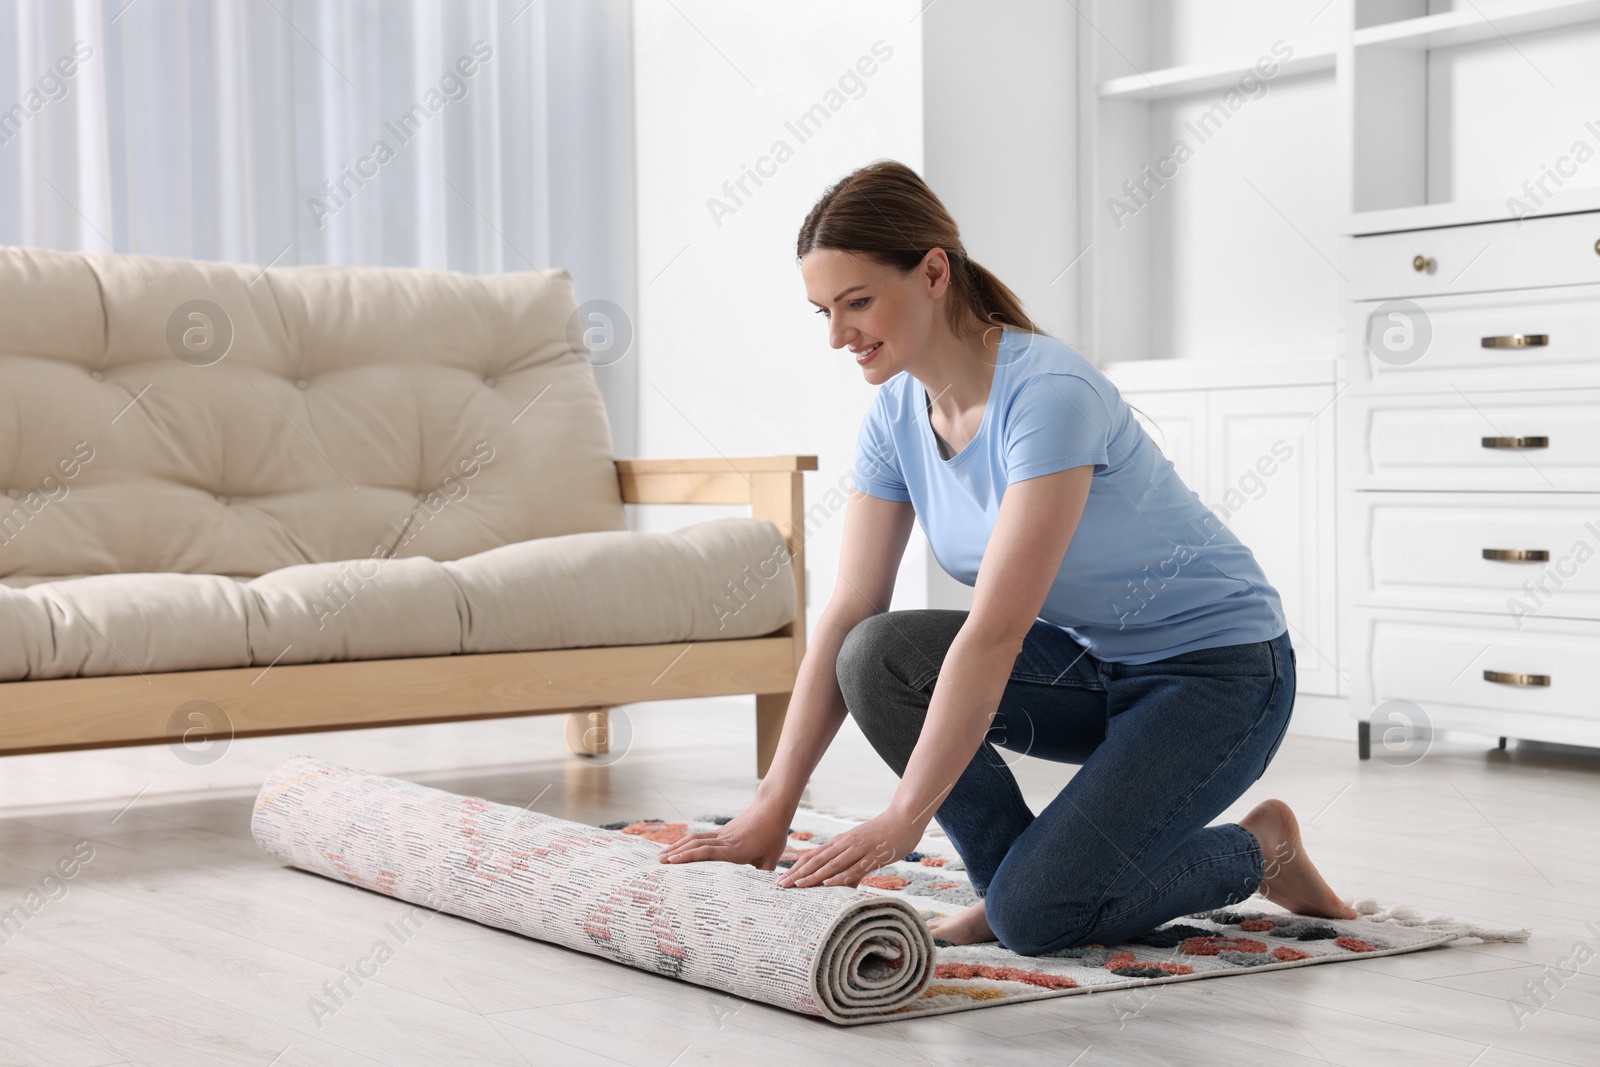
[777, 464, 1093, 888]
[658, 488, 916, 867]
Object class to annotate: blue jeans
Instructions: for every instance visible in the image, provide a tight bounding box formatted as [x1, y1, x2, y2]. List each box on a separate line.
[835, 609, 1296, 956]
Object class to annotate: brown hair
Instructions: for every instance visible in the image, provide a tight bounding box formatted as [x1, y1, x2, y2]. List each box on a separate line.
[796, 159, 1045, 342]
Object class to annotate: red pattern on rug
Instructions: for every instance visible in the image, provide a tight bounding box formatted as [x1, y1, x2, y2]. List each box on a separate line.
[936, 962, 1079, 990]
[619, 820, 688, 845]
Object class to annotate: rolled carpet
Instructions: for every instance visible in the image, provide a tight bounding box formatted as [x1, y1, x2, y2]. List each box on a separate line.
[250, 755, 935, 1023]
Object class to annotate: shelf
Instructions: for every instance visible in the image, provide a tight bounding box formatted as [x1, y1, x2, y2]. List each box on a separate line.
[1097, 49, 1335, 101]
[1353, 0, 1600, 50]
[1343, 185, 1600, 236]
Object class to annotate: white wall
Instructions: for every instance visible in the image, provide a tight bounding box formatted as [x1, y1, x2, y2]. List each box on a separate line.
[920, 0, 1080, 611]
[630, 0, 928, 630]
[1146, 71, 1342, 362]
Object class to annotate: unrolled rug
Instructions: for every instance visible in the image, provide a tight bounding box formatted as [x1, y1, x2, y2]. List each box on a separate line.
[251, 756, 1529, 1026]
[618, 808, 1531, 1021]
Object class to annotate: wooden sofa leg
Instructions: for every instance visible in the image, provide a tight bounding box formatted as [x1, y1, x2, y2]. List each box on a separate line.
[755, 692, 788, 778]
[564, 708, 611, 757]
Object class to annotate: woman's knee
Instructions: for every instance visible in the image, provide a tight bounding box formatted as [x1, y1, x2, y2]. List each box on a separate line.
[982, 874, 1097, 957]
[836, 610, 945, 697]
[838, 608, 962, 680]
[835, 612, 898, 697]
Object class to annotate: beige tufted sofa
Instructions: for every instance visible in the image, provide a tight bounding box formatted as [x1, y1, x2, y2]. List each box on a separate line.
[0, 246, 812, 776]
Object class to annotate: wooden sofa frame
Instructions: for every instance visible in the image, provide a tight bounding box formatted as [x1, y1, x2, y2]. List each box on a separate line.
[0, 455, 817, 778]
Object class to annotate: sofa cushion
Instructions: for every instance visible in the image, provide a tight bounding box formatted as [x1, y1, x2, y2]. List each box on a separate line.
[0, 518, 795, 682]
[0, 246, 624, 579]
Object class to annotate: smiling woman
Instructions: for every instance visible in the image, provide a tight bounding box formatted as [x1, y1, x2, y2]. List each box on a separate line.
[658, 159, 1358, 959]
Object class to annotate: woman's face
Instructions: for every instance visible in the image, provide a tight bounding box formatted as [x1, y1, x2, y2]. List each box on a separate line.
[801, 247, 949, 384]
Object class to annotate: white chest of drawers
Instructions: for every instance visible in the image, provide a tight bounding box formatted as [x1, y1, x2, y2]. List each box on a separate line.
[1340, 208, 1600, 758]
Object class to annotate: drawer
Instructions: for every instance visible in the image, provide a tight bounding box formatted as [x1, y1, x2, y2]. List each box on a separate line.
[1342, 388, 1600, 491]
[1348, 283, 1600, 393]
[1343, 491, 1600, 618]
[1349, 607, 1600, 741]
[1347, 209, 1600, 300]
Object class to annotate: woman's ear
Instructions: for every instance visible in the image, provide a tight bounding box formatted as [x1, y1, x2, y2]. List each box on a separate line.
[920, 247, 952, 300]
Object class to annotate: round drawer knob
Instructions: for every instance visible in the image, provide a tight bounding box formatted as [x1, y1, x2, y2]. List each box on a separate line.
[1411, 254, 1435, 273]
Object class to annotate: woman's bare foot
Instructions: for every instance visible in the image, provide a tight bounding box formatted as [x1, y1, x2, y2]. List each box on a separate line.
[926, 900, 998, 945]
[1240, 798, 1357, 920]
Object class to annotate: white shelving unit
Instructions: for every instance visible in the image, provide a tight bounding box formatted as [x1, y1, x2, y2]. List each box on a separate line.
[1078, 0, 1344, 367]
[1337, 0, 1600, 757]
[1078, 0, 1600, 356]
[1079, 0, 1600, 748]
[1343, 0, 1600, 234]
[1079, 1, 1347, 705]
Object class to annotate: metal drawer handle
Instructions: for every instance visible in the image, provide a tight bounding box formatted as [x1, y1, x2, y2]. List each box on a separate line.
[1412, 254, 1434, 272]
[1483, 669, 1551, 688]
[1482, 548, 1550, 562]
[1481, 435, 1549, 449]
[1481, 334, 1549, 348]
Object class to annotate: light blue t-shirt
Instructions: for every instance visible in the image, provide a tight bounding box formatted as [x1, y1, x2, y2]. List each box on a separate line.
[851, 328, 1286, 664]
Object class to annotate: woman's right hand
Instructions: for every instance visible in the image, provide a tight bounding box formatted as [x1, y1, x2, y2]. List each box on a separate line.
[656, 797, 794, 871]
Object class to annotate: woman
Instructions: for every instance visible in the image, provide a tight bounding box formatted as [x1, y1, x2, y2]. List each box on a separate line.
[658, 159, 1356, 955]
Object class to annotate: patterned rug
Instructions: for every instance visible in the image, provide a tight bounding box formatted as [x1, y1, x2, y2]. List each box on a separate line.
[603, 806, 1531, 1021]
[252, 757, 1530, 1026]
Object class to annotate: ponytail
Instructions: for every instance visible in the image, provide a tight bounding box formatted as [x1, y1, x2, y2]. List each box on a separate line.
[796, 159, 1046, 342]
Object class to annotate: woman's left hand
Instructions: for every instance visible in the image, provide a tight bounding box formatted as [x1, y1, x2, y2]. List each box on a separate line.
[775, 808, 924, 889]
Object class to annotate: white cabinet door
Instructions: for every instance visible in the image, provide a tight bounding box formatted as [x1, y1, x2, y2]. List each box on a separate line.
[1205, 385, 1341, 697]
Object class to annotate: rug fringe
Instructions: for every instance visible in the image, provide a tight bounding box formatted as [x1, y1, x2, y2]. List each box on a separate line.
[1342, 896, 1531, 943]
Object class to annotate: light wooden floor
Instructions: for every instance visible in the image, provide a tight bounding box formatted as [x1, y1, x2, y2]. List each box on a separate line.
[0, 700, 1595, 1067]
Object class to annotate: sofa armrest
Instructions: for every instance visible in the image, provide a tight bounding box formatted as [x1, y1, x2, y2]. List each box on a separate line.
[614, 455, 817, 506]
[615, 454, 816, 481]
[615, 454, 816, 672]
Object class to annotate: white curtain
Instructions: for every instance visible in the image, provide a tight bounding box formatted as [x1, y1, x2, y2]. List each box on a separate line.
[0, 0, 638, 453]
